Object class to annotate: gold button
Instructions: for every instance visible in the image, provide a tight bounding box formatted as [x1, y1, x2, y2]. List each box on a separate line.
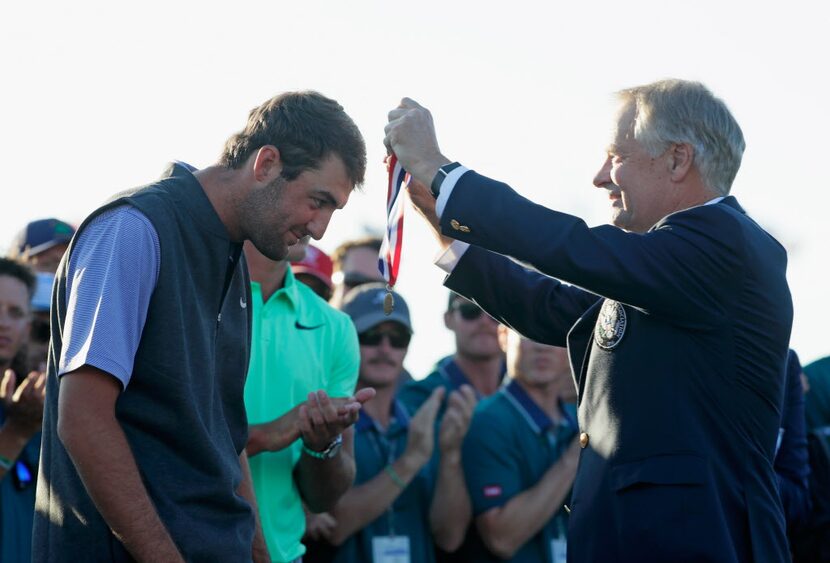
[459, 224, 471, 233]
[450, 219, 462, 231]
[579, 432, 589, 448]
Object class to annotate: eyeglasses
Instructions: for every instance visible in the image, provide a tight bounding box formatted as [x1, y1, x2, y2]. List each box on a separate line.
[358, 327, 411, 349]
[451, 302, 484, 321]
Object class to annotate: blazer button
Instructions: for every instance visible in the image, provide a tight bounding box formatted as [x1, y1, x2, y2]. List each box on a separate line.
[450, 219, 471, 233]
[579, 432, 589, 448]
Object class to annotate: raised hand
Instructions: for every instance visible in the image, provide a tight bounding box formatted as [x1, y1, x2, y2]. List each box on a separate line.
[404, 386, 445, 468]
[384, 98, 450, 186]
[439, 384, 477, 454]
[0, 369, 46, 440]
[299, 388, 376, 452]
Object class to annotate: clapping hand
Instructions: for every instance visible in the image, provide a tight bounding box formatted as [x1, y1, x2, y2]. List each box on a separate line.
[299, 388, 376, 452]
[0, 369, 46, 440]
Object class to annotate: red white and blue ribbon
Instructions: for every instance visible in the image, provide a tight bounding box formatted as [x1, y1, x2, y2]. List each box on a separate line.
[378, 154, 410, 288]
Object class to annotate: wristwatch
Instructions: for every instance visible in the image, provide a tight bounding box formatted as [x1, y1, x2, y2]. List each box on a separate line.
[430, 162, 462, 199]
[302, 434, 343, 460]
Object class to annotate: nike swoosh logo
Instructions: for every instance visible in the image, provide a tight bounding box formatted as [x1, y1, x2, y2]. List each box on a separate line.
[295, 321, 324, 330]
[240, 297, 247, 309]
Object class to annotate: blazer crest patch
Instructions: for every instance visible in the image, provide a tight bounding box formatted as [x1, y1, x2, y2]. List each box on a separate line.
[595, 299, 627, 350]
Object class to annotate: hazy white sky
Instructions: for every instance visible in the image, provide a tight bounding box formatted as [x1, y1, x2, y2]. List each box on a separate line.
[2, 0, 828, 376]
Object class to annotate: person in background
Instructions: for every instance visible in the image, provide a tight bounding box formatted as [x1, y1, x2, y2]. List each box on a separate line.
[319, 284, 473, 563]
[0, 257, 45, 563]
[397, 291, 504, 560]
[463, 326, 578, 562]
[244, 237, 373, 563]
[291, 243, 335, 301]
[329, 237, 383, 308]
[9, 218, 75, 274]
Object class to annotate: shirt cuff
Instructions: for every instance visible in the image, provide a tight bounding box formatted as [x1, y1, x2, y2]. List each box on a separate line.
[435, 166, 470, 219]
[435, 240, 471, 274]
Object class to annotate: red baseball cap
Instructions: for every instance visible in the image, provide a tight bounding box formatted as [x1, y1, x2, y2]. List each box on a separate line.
[291, 244, 333, 290]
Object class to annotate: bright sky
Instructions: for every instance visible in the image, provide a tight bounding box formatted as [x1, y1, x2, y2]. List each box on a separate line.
[2, 0, 828, 377]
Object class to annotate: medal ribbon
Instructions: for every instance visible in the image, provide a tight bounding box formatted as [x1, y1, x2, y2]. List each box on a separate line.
[378, 154, 409, 288]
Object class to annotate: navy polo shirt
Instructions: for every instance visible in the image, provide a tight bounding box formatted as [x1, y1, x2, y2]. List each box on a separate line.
[332, 399, 437, 563]
[462, 379, 577, 562]
[398, 355, 506, 417]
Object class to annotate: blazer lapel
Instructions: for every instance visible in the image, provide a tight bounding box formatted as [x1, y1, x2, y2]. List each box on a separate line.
[567, 299, 603, 403]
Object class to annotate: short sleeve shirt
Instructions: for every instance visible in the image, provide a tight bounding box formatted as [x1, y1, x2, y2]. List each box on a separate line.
[59, 205, 160, 388]
[244, 269, 359, 562]
[462, 379, 577, 562]
[332, 399, 437, 563]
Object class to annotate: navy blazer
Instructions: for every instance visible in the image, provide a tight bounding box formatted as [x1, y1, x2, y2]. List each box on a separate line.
[442, 171, 793, 563]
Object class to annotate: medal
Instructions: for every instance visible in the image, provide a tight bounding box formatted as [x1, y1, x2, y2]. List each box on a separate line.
[384, 288, 395, 316]
[378, 154, 409, 316]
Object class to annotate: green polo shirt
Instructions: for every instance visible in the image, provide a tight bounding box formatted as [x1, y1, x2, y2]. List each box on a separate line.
[462, 379, 577, 562]
[332, 399, 437, 563]
[244, 269, 359, 563]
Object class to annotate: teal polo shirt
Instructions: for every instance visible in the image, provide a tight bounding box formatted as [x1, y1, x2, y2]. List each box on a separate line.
[462, 379, 577, 563]
[244, 269, 359, 563]
[333, 399, 437, 563]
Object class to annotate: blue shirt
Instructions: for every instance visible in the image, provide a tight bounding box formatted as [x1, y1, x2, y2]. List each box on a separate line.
[462, 379, 577, 562]
[0, 407, 40, 563]
[59, 205, 160, 388]
[332, 399, 437, 563]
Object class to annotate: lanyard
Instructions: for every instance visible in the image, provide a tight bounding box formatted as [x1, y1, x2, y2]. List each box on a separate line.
[365, 411, 406, 535]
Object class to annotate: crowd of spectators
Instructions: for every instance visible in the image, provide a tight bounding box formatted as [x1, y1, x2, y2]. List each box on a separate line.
[1, 215, 828, 562]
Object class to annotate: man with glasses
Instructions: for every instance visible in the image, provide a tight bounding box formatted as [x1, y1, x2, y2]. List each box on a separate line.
[0, 257, 46, 563]
[398, 292, 504, 559]
[316, 283, 473, 563]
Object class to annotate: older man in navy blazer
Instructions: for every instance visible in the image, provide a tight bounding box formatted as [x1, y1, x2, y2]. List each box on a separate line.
[385, 80, 793, 562]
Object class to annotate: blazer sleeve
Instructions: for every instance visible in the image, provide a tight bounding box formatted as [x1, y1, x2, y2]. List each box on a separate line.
[445, 245, 600, 347]
[441, 171, 747, 328]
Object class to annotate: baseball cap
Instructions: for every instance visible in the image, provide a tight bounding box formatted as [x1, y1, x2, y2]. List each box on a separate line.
[341, 282, 412, 334]
[14, 218, 76, 257]
[291, 244, 334, 290]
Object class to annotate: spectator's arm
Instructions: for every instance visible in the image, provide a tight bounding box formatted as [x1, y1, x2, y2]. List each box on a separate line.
[0, 370, 45, 479]
[57, 366, 183, 562]
[237, 450, 270, 563]
[327, 388, 444, 546]
[295, 427, 356, 513]
[475, 439, 579, 559]
[429, 386, 477, 551]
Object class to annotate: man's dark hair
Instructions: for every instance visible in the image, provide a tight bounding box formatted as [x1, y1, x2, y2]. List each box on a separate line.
[219, 91, 366, 188]
[332, 236, 383, 271]
[0, 257, 36, 300]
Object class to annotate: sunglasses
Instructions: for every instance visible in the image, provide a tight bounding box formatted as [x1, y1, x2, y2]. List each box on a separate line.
[358, 327, 411, 349]
[451, 302, 484, 321]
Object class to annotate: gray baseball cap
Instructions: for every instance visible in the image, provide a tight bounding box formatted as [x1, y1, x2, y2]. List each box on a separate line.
[341, 282, 412, 334]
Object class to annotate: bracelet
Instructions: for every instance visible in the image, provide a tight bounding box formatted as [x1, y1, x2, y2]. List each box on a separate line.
[384, 464, 406, 489]
[0, 454, 14, 471]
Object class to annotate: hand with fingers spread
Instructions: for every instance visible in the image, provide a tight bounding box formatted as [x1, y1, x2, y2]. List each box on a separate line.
[439, 384, 478, 455]
[1, 369, 46, 440]
[384, 98, 450, 186]
[299, 388, 376, 453]
[403, 386, 446, 469]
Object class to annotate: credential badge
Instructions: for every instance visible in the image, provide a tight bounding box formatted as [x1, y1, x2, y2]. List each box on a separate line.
[594, 299, 627, 350]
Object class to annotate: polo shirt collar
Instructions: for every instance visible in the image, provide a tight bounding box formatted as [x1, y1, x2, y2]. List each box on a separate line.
[503, 379, 576, 435]
[252, 268, 299, 309]
[355, 397, 410, 433]
[437, 356, 507, 398]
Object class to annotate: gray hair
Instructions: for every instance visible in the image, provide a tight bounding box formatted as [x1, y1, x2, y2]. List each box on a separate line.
[617, 79, 745, 195]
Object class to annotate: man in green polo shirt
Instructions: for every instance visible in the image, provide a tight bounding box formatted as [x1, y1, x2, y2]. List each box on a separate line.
[462, 326, 579, 563]
[244, 238, 374, 563]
